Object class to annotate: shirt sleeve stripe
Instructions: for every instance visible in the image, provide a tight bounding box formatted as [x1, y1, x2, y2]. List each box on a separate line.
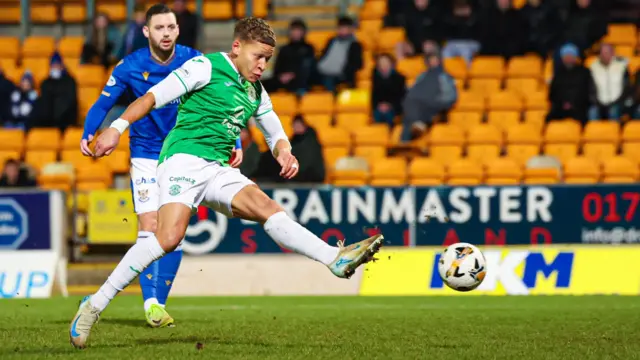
[255, 109, 273, 117]
[173, 72, 189, 93]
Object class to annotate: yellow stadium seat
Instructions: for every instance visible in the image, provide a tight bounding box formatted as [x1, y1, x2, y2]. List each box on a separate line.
[443, 57, 467, 80]
[333, 170, 369, 186]
[61, 4, 86, 23]
[507, 145, 540, 166]
[96, 3, 126, 21]
[0, 37, 19, 60]
[602, 156, 639, 183]
[335, 113, 369, 133]
[117, 130, 130, 151]
[323, 146, 349, 172]
[389, 125, 425, 149]
[354, 125, 389, 147]
[396, 57, 426, 79]
[22, 57, 49, 82]
[356, 54, 375, 81]
[38, 163, 74, 192]
[447, 159, 484, 185]
[355, 31, 375, 52]
[304, 114, 332, 128]
[467, 124, 502, 145]
[582, 121, 620, 144]
[524, 91, 548, 110]
[360, 0, 386, 20]
[249, 125, 268, 152]
[524, 110, 546, 130]
[454, 92, 485, 112]
[336, 89, 370, 113]
[79, 87, 102, 118]
[357, 79, 372, 90]
[26, 128, 61, 151]
[377, 28, 405, 53]
[582, 143, 617, 161]
[299, 92, 334, 114]
[488, 91, 523, 111]
[621, 142, 640, 163]
[234, 0, 269, 18]
[467, 145, 501, 165]
[622, 121, 640, 142]
[0, 128, 25, 152]
[447, 111, 482, 134]
[468, 78, 501, 93]
[202, 0, 233, 20]
[544, 143, 579, 163]
[24, 150, 57, 172]
[524, 167, 560, 184]
[602, 24, 637, 46]
[429, 124, 465, 146]
[564, 157, 601, 184]
[317, 127, 351, 148]
[505, 78, 540, 95]
[354, 146, 386, 164]
[61, 149, 93, 169]
[269, 93, 298, 116]
[0, 150, 20, 165]
[76, 161, 111, 185]
[58, 36, 85, 60]
[360, 19, 383, 34]
[545, 119, 581, 144]
[306, 31, 335, 52]
[506, 123, 542, 145]
[628, 57, 640, 74]
[616, 45, 634, 58]
[22, 37, 55, 58]
[507, 56, 542, 78]
[408, 157, 446, 185]
[469, 56, 505, 79]
[75, 65, 106, 88]
[430, 145, 463, 164]
[487, 111, 520, 132]
[98, 150, 129, 174]
[0, 5, 21, 24]
[370, 157, 407, 186]
[30, 4, 57, 23]
[486, 157, 522, 185]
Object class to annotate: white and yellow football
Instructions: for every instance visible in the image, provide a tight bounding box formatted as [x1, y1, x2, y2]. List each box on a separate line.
[437, 242, 487, 292]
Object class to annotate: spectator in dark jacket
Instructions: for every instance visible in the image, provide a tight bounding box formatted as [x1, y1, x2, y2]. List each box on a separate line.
[521, 0, 561, 58]
[561, 0, 607, 53]
[9, 71, 37, 130]
[32, 52, 78, 131]
[441, 0, 481, 64]
[174, 0, 198, 48]
[119, 4, 148, 59]
[265, 19, 315, 95]
[630, 69, 640, 119]
[0, 159, 35, 187]
[480, 0, 527, 59]
[372, 54, 406, 127]
[316, 16, 363, 92]
[547, 43, 594, 123]
[81, 13, 122, 68]
[0, 67, 16, 124]
[396, 0, 442, 59]
[401, 51, 457, 142]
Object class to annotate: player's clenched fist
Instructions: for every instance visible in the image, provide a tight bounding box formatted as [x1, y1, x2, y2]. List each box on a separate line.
[94, 127, 121, 157]
[276, 150, 299, 179]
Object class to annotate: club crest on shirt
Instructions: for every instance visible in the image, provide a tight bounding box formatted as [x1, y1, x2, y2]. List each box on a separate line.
[247, 85, 256, 102]
[138, 189, 149, 203]
[142, 72, 150, 81]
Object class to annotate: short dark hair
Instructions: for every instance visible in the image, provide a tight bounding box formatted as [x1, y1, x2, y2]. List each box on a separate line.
[338, 16, 354, 27]
[234, 17, 277, 47]
[145, 4, 174, 24]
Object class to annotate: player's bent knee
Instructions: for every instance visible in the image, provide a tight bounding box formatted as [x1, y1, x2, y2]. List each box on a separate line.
[137, 212, 158, 233]
[155, 203, 191, 252]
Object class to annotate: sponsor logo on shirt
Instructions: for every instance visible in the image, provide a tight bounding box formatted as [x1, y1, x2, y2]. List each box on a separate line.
[106, 76, 116, 86]
[169, 176, 196, 185]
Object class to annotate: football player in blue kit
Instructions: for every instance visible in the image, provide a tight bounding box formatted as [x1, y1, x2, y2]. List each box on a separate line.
[80, 3, 243, 327]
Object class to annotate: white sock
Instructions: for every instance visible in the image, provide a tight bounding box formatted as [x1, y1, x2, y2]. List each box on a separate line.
[91, 234, 165, 312]
[144, 298, 159, 312]
[263, 211, 339, 265]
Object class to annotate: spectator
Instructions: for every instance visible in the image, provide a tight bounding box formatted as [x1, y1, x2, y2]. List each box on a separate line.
[81, 13, 122, 68]
[384, 0, 411, 26]
[401, 51, 457, 142]
[561, 0, 607, 53]
[372, 53, 406, 127]
[630, 69, 640, 119]
[9, 71, 37, 130]
[31, 52, 78, 131]
[316, 16, 363, 92]
[119, 4, 148, 59]
[173, 0, 199, 48]
[396, 0, 442, 59]
[480, 0, 527, 60]
[289, 115, 325, 183]
[265, 19, 315, 95]
[588, 44, 630, 121]
[547, 43, 594, 123]
[0, 159, 36, 187]
[441, 0, 481, 65]
[0, 66, 16, 124]
[521, 0, 562, 58]
[238, 128, 262, 179]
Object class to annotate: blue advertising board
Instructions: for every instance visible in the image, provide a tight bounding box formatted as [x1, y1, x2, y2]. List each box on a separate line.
[182, 184, 640, 255]
[0, 191, 55, 250]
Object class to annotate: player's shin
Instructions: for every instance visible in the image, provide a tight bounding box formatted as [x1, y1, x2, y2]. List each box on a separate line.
[90, 233, 165, 312]
[156, 242, 183, 306]
[263, 211, 339, 265]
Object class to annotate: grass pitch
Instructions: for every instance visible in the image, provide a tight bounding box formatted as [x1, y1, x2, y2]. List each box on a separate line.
[1, 296, 639, 359]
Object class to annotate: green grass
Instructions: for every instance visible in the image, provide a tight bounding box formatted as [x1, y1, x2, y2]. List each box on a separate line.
[1, 296, 639, 359]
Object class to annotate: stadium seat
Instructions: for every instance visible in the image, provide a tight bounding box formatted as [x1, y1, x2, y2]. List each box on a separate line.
[622, 121, 640, 142]
[58, 36, 85, 60]
[79, 87, 102, 119]
[234, 0, 269, 18]
[524, 91, 548, 111]
[505, 78, 540, 95]
[299, 92, 334, 115]
[336, 89, 370, 113]
[30, 4, 57, 23]
[354, 125, 389, 147]
[429, 124, 465, 146]
[564, 157, 600, 184]
[96, 3, 127, 21]
[22, 36, 55, 58]
[488, 91, 523, 111]
[0, 128, 25, 152]
[357, 79, 372, 90]
[316, 127, 351, 148]
[616, 45, 634, 58]
[447, 159, 484, 185]
[354, 145, 387, 164]
[524, 110, 546, 131]
[602, 24, 637, 46]
[75, 65, 106, 88]
[467, 144, 501, 165]
[524, 167, 560, 184]
[335, 113, 369, 133]
[0, 5, 20, 24]
[61, 4, 86, 23]
[454, 92, 485, 112]
[99, 150, 130, 174]
[356, 54, 375, 81]
[202, 0, 233, 20]
[38, 163, 74, 192]
[485, 157, 522, 185]
[304, 114, 332, 128]
[430, 145, 463, 164]
[269, 93, 298, 116]
[506, 56, 543, 78]
[377, 28, 405, 53]
[583, 121, 620, 144]
[544, 119, 581, 144]
[443, 57, 467, 80]
[306, 31, 335, 54]
[583, 143, 617, 162]
[396, 57, 426, 79]
[76, 161, 112, 187]
[61, 149, 93, 169]
[117, 130, 130, 151]
[24, 150, 57, 172]
[468, 78, 501, 93]
[487, 111, 520, 132]
[370, 157, 407, 186]
[602, 156, 639, 183]
[628, 57, 640, 75]
[469, 56, 505, 79]
[359, 0, 386, 20]
[21, 57, 49, 85]
[26, 128, 61, 152]
[408, 157, 446, 185]
[544, 144, 578, 163]
[359, 19, 383, 34]
[249, 126, 268, 152]
[0, 150, 20, 165]
[323, 146, 349, 177]
[506, 124, 542, 165]
[0, 37, 20, 61]
[621, 142, 640, 164]
[332, 156, 369, 186]
[467, 124, 502, 145]
[447, 111, 482, 134]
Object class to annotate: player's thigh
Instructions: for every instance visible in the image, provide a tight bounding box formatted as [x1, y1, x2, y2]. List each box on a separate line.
[156, 202, 191, 252]
[230, 185, 284, 224]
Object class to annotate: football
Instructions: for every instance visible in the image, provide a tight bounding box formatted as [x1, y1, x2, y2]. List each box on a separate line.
[437, 242, 487, 292]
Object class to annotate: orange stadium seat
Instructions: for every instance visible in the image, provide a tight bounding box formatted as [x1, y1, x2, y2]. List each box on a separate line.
[564, 157, 600, 184]
[602, 24, 637, 46]
[0, 37, 19, 61]
[62, 128, 84, 150]
[370, 157, 407, 186]
[545, 119, 581, 144]
[30, 4, 57, 23]
[507, 56, 543, 78]
[443, 57, 467, 80]
[0, 4, 20, 24]
[26, 128, 61, 152]
[234, 0, 269, 18]
[359, 0, 386, 20]
[544, 144, 579, 163]
[621, 142, 640, 164]
[616, 45, 634, 58]
[488, 91, 523, 111]
[57, 36, 85, 59]
[317, 127, 351, 148]
[377, 28, 405, 53]
[96, 3, 126, 22]
[0, 128, 25, 152]
[79, 87, 102, 119]
[583, 121, 620, 144]
[505, 78, 540, 96]
[332, 159, 369, 186]
[469, 56, 505, 79]
[24, 150, 57, 172]
[75, 65, 106, 88]
[323, 147, 349, 175]
[356, 55, 375, 81]
[602, 156, 639, 183]
[524, 167, 560, 184]
[486, 157, 522, 185]
[454, 92, 485, 112]
[335, 113, 369, 133]
[359, 19, 383, 34]
[355, 31, 375, 52]
[306, 31, 334, 53]
[628, 57, 640, 75]
[447, 111, 482, 134]
[487, 111, 520, 132]
[299, 92, 334, 115]
[408, 157, 446, 185]
[304, 114, 332, 128]
[61, 4, 87, 23]
[203, 0, 233, 20]
[354, 145, 386, 164]
[76, 162, 112, 190]
[98, 150, 130, 174]
[336, 89, 370, 113]
[524, 110, 546, 130]
[468, 78, 501, 93]
[506, 124, 542, 165]
[583, 143, 617, 162]
[38, 163, 74, 192]
[524, 91, 549, 111]
[622, 121, 640, 142]
[353, 125, 389, 147]
[447, 159, 484, 185]
[429, 124, 465, 164]
[61, 149, 93, 169]
[22, 36, 55, 58]
[396, 57, 426, 79]
[269, 93, 298, 116]
[467, 124, 502, 164]
[0, 150, 20, 165]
